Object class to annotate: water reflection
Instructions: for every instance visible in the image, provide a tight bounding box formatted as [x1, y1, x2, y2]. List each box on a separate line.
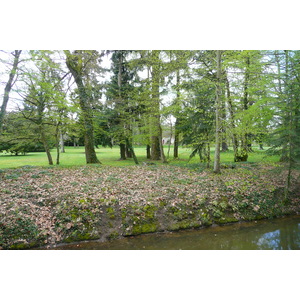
[51, 215, 300, 250]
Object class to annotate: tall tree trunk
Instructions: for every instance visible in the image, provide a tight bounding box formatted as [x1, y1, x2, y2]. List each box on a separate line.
[221, 82, 228, 152]
[125, 135, 133, 158]
[0, 50, 22, 133]
[151, 135, 160, 160]
[150, 50, 162, 160]
[55, 123, 60, 165]
[126, 138, 139, 165]
[221, 141, 229, 152]
[173, 119, 180, 159]
[117, 52, 130, 160]
[284, 50, 292, 203]
[275, 50, 289, 162]
[119, 143, 126, 160]
[167, 120, 173, 159]
[81, 97, 100, 164]
[173, 69, 181, 159]
[225, 76, 239, 161]
[146, 144, 151, 159]
[40, 128, 53, 165]
[159, 125, 167, 163]
[65, 52, 100, 164]
[206, 142, 211, 168]
[213, 50, 222, 174]
[59, 130, 65, 153]
[241, 55, 250, 158]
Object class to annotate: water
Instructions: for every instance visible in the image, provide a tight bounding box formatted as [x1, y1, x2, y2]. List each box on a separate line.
[51, 215, 300, 250]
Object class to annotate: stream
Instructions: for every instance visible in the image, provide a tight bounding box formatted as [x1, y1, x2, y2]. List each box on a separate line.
[50, 215, 300, 250]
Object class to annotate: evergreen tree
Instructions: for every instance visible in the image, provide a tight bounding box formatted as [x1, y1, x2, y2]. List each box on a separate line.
[106, 50, 139, 163]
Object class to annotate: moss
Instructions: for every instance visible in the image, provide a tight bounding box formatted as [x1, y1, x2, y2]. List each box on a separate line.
[67, 207, 95, 223]
[143, 204, 157, 219]
[168, 220, 200, 231]
[106, 207, 116, 219]
[121, 209, 127, 220]
[215, 216, 239, 224]
[64, 230, 100, 243]
[108, 222, 114, 228]
[8, 241, 40, 250]
[107, 231, 119, 240]
[131, 223, 158, 235]
[218, 201, 228, 210]
[168, 206, 190, 221]
[243, 214, 266, 221]
[201, 213, 213, 226]
[159, 200, 167, 207]
[212, 209, 224, 219]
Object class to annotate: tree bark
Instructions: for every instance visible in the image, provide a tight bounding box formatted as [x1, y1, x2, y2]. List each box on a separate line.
[173, 119, 180, 159]
[40, 128, 53, 165]
[284, 50, 292, 202]
[119, 143, 126, 160]
[146, 144, 151, 159]
[126, 138, 139, 165]
[150, 50, 163, 160]
[167, 120, 173, 158]
[56, 126, 60, 165]
[125, 141, 133, 158]
[213, 50, 222, 174]
[226, 75, 240, 162]
[221, 142, 229, 152]
[65, 51, 100, 164]
[0, 50, 22, 133]
[173, 70, 181, 159]
[159, 125, 167, 163]
[241, 55, 251, 158]
[221, 78, 228, 152]
[59, 130, 65, 153]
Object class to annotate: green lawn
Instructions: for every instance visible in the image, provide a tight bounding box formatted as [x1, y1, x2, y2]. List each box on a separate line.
[0, 145, 279, 169]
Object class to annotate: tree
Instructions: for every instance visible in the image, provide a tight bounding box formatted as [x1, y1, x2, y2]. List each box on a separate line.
[0, 50, 22, 133]
[106, 50, 139, 164]
[65, 50, 101, 164]
[164, 50, 193, 159]
[0, 110, 47, 155]
[148, 50, 163, 161]
[16, 51, 69, 165]
[213, 50, 222, 173]
[222, 50, 271, 162]
[269, 50, 300, 201]
[180, 80, 215, 167]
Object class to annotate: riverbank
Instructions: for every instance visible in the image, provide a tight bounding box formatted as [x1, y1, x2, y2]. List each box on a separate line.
[0, 163, 299, 249]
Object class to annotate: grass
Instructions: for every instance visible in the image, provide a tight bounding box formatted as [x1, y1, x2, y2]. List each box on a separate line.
[0, 145, 280, 169]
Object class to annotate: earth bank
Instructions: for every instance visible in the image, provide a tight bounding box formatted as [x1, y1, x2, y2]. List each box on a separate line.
[0, 163, 299, 249]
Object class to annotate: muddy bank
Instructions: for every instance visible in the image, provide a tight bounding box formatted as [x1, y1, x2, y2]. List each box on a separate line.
[0, 163, 299, 249]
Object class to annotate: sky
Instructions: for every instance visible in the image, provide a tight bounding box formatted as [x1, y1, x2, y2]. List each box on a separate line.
[0, 50, 114, 111]
[0, 50, 177, 124]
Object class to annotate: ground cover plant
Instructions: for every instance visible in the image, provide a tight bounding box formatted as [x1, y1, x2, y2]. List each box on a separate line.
[0, 156, 299, 249]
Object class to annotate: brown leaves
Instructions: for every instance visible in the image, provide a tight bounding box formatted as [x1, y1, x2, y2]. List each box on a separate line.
[1, 163, 299, 248]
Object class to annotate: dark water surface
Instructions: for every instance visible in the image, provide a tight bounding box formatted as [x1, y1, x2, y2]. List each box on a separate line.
[51, 215, 300, 250]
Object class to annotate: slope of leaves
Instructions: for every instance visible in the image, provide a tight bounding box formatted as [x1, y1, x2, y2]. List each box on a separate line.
[0, 163, 299, 249]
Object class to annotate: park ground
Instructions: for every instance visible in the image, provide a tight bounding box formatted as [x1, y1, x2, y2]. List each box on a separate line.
[0, 146, 299, 249]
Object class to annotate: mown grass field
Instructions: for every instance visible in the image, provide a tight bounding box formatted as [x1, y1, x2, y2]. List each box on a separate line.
[0, 145, 279, 169]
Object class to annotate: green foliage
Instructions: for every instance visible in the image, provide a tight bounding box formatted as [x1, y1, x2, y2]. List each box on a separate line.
[0, 212, 41, 249]
[0, 111, 52, 155]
